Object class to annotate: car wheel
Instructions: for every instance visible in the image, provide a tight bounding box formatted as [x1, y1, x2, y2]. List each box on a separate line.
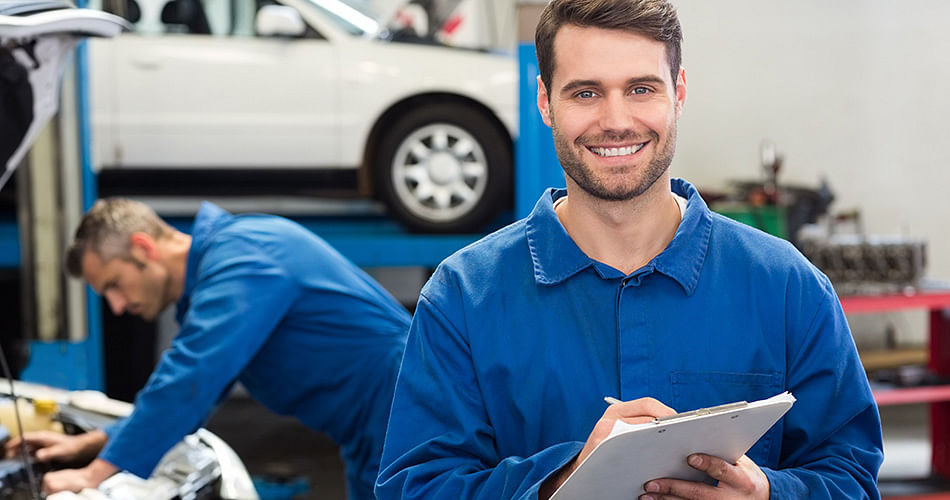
[376, 102, 511, 233]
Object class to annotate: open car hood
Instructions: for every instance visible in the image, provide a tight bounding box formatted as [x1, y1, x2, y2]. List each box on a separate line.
[0, 1, 126, 36]
[0, 0, 127, 190]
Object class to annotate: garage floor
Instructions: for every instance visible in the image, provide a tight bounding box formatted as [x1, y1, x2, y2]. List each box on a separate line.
[205, 395, 346, 500]
[205, 395, 944, 500]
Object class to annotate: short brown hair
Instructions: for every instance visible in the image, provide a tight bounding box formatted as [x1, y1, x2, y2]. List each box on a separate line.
[64, 198, 174, 278]
[535, 0, 682, 93]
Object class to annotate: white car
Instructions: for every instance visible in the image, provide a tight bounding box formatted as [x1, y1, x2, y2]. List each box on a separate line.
[87, 0, 517, 232]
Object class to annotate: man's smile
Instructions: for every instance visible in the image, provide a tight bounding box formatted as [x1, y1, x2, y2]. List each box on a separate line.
[586, 142, 648, 158]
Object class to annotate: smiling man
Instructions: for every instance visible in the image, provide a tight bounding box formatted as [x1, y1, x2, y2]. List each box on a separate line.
[8, 198, 410, 499]
[375, 1, 882, 499]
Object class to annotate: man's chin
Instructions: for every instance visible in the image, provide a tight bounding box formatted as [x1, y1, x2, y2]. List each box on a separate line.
[572, 178, 654, 202]
[580, 167, 670, 201]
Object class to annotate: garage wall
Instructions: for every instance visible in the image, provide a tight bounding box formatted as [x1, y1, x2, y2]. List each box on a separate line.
[670, 0, 950, 282]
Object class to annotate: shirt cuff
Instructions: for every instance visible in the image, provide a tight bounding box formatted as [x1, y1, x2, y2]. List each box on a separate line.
[761, 466, 808, 498]
[529, 441, 585, 499]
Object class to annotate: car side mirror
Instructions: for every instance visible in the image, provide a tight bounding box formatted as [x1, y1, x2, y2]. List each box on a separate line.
[255, 5, 305, 37]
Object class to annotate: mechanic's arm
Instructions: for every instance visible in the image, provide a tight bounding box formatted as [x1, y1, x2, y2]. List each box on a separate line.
[764, 276, 882, 499]
[762, 281, 882, 498]
[42, 245, 300, 494]
[642, 276, 882, 500]
[377, 291, 618, 500]
[103, 245, 300, 478]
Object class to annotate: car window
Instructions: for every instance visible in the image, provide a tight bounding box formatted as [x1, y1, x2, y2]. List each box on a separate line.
[301, 0, 376, 37]
[94, 0, 323, 38]
[92, 0, 141, 24]
[159, 0, 212, 34]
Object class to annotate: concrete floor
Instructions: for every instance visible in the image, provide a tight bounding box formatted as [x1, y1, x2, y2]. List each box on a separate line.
[205, 396, 945, 500]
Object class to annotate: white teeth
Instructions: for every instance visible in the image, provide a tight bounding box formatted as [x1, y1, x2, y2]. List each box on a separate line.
[591, 143, 645, 157]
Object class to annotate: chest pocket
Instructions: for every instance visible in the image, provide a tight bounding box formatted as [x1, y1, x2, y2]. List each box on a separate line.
[670, 371, 784, 468]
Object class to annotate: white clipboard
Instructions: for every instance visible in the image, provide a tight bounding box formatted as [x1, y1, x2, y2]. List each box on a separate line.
[550, 392, 795, 500]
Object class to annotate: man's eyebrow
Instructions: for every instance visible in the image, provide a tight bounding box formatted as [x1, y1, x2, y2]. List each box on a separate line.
[626, 76, 667, 87]
[559, 79, 601, 95]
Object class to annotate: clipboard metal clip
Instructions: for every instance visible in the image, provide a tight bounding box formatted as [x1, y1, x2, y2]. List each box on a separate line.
[653, 401, 749, 424]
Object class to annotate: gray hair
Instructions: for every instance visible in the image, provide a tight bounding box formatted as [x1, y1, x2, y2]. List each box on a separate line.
[65, 198, 174, 277]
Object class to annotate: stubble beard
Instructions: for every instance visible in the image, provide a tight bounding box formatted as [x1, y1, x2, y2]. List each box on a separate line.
[135, 257, 169, 321]
[552, 115, 677, 202]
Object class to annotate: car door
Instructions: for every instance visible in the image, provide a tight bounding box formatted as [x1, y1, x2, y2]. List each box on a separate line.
[91, 0, 340, 170]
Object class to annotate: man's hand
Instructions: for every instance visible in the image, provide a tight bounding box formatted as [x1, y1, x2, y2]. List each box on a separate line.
[42, 458, 119, 494]
[539, 398, 677, 499]
[4, 430, 107, 465]
[639, 454, 769, 500]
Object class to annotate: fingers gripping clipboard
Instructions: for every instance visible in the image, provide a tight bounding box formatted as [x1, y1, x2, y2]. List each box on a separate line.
[550, 392, 795, 499]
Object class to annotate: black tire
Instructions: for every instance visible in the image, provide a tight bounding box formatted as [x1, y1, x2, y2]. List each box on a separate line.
[375, 102, 512, 233]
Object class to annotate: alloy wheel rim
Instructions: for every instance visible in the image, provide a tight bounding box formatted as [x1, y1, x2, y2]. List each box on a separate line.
[391, 122, 489, 223]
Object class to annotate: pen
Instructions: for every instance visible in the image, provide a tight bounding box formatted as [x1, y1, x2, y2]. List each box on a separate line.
[604, 395, 666, 424]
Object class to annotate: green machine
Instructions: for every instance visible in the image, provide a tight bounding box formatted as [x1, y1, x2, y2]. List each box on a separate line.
[707, 142, 832, 247]
[713, 203, 788, 240]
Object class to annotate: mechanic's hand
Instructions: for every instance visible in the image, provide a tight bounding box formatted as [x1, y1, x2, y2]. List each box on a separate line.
[539, 398, 677, 499]
[4, 429, 107, 464]
[41, 467, 98, 494]
[42, 458, 119, 494]
[640, 454, 769, 500]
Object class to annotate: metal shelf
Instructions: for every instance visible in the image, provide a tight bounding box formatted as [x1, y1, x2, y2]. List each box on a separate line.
[876, 386, 950, 406]
[841, 292, 950, 315]
[842, 290, 950, 482]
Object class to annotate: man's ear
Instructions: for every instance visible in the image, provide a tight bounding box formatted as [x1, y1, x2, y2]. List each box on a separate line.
[674, 67, 687, 118]
[537, 75, 553, 127]
[129, 232, 159, 262]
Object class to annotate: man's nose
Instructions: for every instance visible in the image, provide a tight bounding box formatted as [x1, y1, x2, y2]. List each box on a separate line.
[104, 289, 127, 315]
[600, 93, 636, 133]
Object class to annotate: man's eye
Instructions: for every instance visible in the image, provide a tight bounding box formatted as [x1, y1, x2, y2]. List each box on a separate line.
[576, 90, 596, 99]
[632, 87, 650, 95]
